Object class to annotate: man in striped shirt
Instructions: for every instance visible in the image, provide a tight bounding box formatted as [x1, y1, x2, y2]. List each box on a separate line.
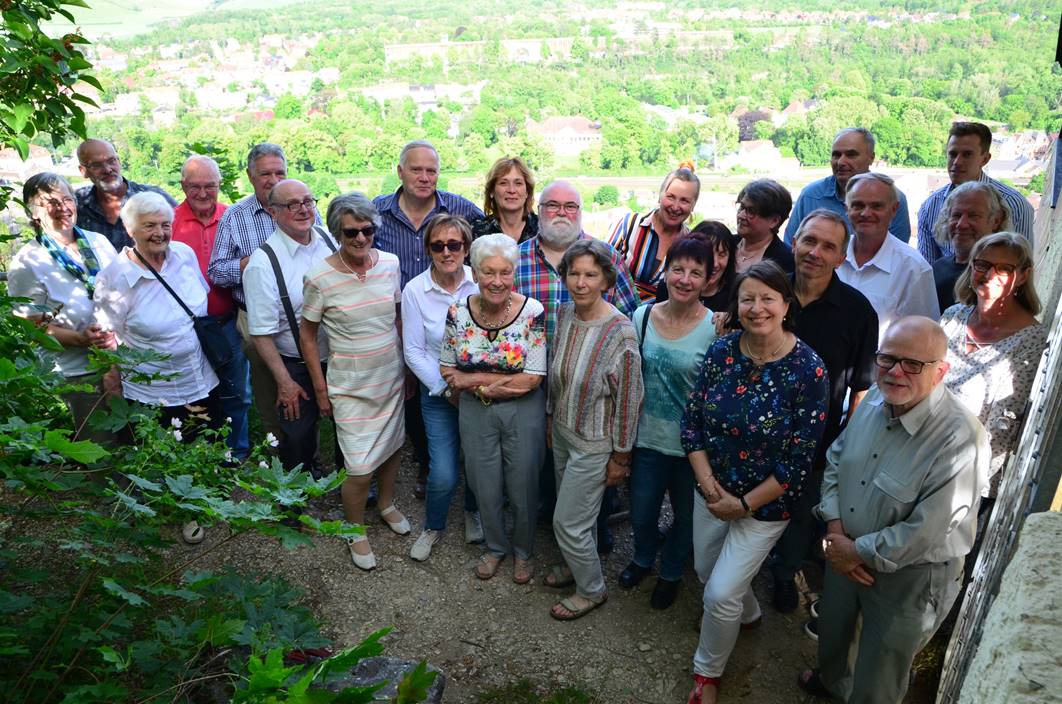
[916, 122, 1034, 264]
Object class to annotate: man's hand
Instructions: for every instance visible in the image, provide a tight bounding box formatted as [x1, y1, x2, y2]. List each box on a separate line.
[605, 455, 629, 486]
[276, 375, 309, 421]
[824, 532, 875, 586]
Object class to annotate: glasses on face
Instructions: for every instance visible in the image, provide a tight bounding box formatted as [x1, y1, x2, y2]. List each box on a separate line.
[183, 182, 219, 193]
[82, 156, 119, 172]
[874, 353, 937, 375]
[971, 258, 1019, 276]
[541, 201, 580, 214]
[341, 225, 376, 239]
[736, 202, 761, 218]
[277, 197, 317, 213]
[429, 239, 464, 253]
[37, 195, 75, 210]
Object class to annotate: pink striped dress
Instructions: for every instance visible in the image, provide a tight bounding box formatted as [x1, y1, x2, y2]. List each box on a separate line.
[302, 251, 405, 475]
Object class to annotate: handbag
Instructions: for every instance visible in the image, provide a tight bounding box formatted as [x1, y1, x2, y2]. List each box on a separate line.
[132, 248, 234, 372]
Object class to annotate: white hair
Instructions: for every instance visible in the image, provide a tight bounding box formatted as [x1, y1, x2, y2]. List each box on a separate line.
[181, 155, 221, 180]
[469, 233, 519, 273]
[121, 191, 174, 230]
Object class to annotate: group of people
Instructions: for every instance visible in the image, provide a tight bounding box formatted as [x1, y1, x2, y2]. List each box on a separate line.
[7, 119, 1046, 704]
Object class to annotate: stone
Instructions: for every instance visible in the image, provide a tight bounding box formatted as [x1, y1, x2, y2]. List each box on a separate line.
[637, 642, 651, 652]
[326, 656, 446, 703]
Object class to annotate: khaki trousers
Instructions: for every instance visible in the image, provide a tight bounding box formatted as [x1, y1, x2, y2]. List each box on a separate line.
[236, 308, 281, 439]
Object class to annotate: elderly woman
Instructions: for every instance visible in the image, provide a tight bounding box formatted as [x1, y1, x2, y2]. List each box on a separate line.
[439, 233, 546, 582]
[733, 179, 794, 275]
[471, 157, 538, 243]
[8, 173, 117, 441]
[546, 238, 644, 620]
[681, 261, 828, 704]
[940, 232, 1046, 512]
[608, 167, 700, 302]
[402, 214, 483, 562]
[931, 181, 1011, 311]
[621, 236, 716, 610]
[655, 220, 737, 313]
[94, 191, 220, 427]
[300, 192, 408, 571]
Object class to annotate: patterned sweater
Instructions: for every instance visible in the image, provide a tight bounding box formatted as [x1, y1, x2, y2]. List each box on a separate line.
[548, 302, 644, 454]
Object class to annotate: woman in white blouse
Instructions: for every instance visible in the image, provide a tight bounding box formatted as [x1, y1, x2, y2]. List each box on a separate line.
[402, 214, 483, 563]
[94, 191, 220, 429]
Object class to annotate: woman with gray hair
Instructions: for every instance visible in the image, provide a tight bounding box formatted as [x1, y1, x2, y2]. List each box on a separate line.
[439, 233, 547, 583]
[931, 181, 1011, 310]
[300, 191, 409, 571]
[545, 238, 643, 620]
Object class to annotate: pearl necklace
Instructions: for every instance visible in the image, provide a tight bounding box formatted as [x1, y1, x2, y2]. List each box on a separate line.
[478, 294, 513, 329]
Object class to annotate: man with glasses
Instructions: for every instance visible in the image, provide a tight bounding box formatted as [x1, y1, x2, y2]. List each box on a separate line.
[242, 180, 338, 474]
[798, 315, 988, 704]
[171, 155, 249, 460]
[74, 138, 177, 250]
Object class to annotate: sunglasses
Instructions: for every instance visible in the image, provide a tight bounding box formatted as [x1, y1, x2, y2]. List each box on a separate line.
[341, 225, 376, 239]
[429, 240, 464, 253]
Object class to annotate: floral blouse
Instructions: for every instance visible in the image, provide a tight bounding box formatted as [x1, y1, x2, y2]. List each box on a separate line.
[680, 332, 829, 521]
[439, 295, 547, 375]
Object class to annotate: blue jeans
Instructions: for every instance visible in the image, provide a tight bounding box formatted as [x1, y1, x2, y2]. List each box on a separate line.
[629, 446, 695, 581]
[420, 384, 477, 531]
[216, 316, 251, 459]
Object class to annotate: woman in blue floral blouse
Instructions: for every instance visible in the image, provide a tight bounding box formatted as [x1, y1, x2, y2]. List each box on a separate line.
[680, 261, 829, 704]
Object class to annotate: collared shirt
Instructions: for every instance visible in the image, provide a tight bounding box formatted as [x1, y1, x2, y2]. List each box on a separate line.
[75, 179, 178, 251]
[932, 255, 966, 311]
[471, 211, 539, 244]
[401, 264, 479, 395]
[8, 229, 117, 377]
[790, 273, 879, 469]
[818, 384, 989, 573]
[606, 209, 689, 302]
[206, 193, 323, 305]
[513, 234, 640, 342]
[837, 233, 938, 339]
[783, 175, 912, 245]
[916, 172, 1035, 263]
[373, 188, 484, 289]
[242, 227, 336, 360]
[172, 201, 232, 317]
[94, 242, 219, 405]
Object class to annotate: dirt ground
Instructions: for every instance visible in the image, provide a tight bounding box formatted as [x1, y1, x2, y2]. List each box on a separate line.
[190, 444, 930, 704]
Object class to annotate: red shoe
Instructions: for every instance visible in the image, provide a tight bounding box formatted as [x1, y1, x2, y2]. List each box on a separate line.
[688, 674, 721, 704]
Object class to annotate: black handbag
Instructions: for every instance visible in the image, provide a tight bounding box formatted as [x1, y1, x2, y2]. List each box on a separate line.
[132, 248, 234, 372]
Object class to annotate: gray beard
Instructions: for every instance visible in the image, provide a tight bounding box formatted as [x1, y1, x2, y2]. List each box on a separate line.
[539, 221, 579, 249]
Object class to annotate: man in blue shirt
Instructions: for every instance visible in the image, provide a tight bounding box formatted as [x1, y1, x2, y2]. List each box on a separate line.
[784, 128, 911, 246]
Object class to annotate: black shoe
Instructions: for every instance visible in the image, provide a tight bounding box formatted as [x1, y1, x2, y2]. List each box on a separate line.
[596, 526, 614, 556]
[797, 669, 833, 698]
[650, 578, 680, 610]
[773, 577, 800, 613]
[803, 617, 819, 641]
[618, 561, 650, 589]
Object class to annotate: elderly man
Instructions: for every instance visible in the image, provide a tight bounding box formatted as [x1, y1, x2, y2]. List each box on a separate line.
[242, 179, 337, 475]
[917, 121, 1034, 263]
[784, 128, 911, 245]
[931, 181, 1011, 311]
[798, 316, 988, 704]
[170, 155, 249, 459]
[837, 173, 938, 338]
[372, 140, 483, 499]
[770, 209, 879, 613]
[74, 138, 176, 250]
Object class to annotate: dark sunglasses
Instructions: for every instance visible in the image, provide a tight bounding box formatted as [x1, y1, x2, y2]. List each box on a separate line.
[341, 225, 376, 239]
[429, 240, 464, 253]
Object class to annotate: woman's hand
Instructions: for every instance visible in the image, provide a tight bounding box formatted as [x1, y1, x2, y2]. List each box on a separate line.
[605, 452, 631, 486]
[314, 386, 332, 417]
[706, 486, 746, 521]
[442, 368, 477, 391]
[711, 311, 731, 336]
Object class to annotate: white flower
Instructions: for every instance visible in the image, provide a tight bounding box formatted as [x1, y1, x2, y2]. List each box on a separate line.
[170, 417, 183, 428]
[224, 450, 233, 462]
[259, 461, 269, 469]
[172, 429, 183, 442]
[265, 432, 279, 447]
[158, 398, 169, 407]
[225, 417, 233, 424]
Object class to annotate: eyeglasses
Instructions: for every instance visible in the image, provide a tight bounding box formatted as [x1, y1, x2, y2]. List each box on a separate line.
[276, 197, 317, 213]
[36, 195, 75, 209]
[736, 202, 761, 217]
[81, 156, 119, 171]
[971, 258, 1019, 276]
[183, 182, 219, 193]
[874, 353, 938, 375]
[429, 239, 464, 253]
[340, 225, 376, 239]
[541, 201, 580, 214]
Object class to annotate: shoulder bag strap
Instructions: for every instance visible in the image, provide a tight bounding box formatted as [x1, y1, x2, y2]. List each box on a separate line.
[313, 225, 338, 253]
[639, 301, 654, 354]
[260, 242, 305, 361]
[131, 247, 195, 320]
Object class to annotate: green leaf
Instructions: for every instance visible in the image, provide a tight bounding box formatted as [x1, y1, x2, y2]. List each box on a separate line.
[0, 589, 32, 614]
[101, 578, 147, 607]
[394, 660, 438, 703]
[124, 473, 162, 493]
[112, 490, 157, 517]
[315, 628, 391, 680]
[165, 474, 210, 500]
[98, 644, 130, 672]
[196, 615, 246, 646]
[43, 429, 108, 464]
[298, 515, 364, 539]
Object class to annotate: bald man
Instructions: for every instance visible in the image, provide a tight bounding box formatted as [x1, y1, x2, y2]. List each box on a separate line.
[798, 316, 989, 704]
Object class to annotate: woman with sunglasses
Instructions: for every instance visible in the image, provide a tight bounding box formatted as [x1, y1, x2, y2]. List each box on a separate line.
[301, 192, 409, 571]
[402, 214, 484, 562]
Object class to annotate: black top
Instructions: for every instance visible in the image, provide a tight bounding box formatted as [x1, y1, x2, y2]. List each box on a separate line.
[470, 211, 539, 244]
[790, 273, 879, 471]
[763, 235, 796, 274]
[932, 255, 965, 312]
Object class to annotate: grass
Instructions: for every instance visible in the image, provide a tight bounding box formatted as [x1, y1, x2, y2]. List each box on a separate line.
[476, 679, 600, 704]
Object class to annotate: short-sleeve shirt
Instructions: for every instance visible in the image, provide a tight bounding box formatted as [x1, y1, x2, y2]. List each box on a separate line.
[607, 209, 689, 302]
[439, 296, 547, 376]
[171, 201, 232, 317]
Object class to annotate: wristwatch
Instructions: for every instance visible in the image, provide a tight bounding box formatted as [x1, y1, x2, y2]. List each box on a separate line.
[739, 495, 753, 516]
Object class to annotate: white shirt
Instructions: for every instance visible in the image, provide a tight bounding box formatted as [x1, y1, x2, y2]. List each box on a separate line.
[94, 242, 219, 406]
[837, 232, 939, 339]
[242, 227, 337, 360]
[401, 264, 479, 395]
[7, 229, 116, 377]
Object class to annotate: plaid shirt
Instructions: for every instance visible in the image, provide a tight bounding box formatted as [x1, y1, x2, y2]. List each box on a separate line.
[206, 193, 322, 305]
[514, 234, 639, 342]
[75, 179, 177, 251]
[373, 188, 483, 289]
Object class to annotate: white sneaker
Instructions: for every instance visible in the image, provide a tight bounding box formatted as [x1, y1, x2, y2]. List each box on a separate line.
[464, 511, 484, 544]
[347, 536, 376, 571]
[410, 529, 442, 561]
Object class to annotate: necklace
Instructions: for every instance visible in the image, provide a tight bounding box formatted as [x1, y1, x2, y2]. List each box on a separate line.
[339, 248, 372, 281]
[478, 294, 513, 329]
[737, 238, 770, 262]
[741, 332, 788, 364]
